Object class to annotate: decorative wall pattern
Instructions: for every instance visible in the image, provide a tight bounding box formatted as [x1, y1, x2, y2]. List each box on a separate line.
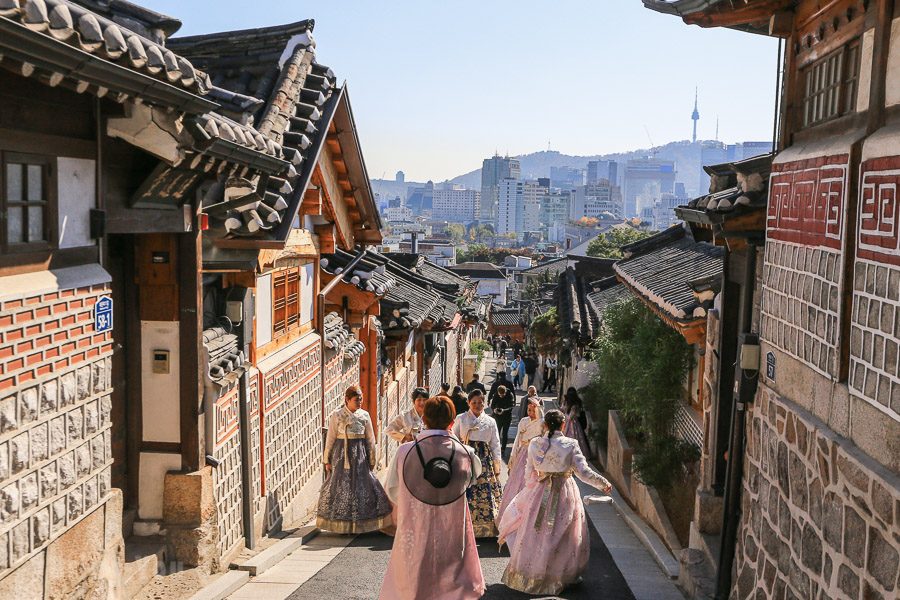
[247, 370, 261, 517]
[0, 283, 113, 576]
[767, 155, 849, 249]
[428, 352, 442, 397]
[732, 388, 899, 600]
[261, 340, 321, 529]
[212, 383, 243, 558]
[849, 155, 900, 419]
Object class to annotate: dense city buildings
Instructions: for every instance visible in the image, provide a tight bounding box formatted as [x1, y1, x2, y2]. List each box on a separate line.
[480, 155, 521, 223]
[623, 158, 677, 217]
[571, 181, 623, 220]
[587, 159, 619, 185]
[432, 186, 480, 222]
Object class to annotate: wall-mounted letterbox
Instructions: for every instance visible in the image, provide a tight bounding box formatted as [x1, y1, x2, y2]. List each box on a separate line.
[152, 349, 170, 374]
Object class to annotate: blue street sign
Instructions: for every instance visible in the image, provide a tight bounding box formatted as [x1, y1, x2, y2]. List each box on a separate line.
[95, 296, 113, 333]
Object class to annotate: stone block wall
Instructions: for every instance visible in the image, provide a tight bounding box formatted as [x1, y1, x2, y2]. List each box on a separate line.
[427, 351, 442, 397]
[732, 387, 899, 600]
[0, 279, 114, 586]
[260, 339, 320, 530]
[211, 382, 243, 560]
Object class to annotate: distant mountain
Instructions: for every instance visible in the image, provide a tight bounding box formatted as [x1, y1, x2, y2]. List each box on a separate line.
[374, 139, 769, 201]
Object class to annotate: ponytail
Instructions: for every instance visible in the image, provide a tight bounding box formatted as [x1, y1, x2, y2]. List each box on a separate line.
[543, 409, 565, 439]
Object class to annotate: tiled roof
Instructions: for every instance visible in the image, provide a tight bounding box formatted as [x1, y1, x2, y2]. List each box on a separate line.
[449, 262, 507, 279]
[203, 326, 244, 382]
[585, 277, 629, 330]
[614, 225, 724, 322]
[682, 153, 773, 216]
[323, 312, 365, 359]
[0, 0, 213, 110]
[490, 308, 521, 327]
[171, 20, 341, 240]
[520, 257, 567, 276]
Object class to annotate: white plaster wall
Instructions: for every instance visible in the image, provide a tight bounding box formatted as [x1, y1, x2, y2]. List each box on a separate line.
[141, 320, 181, 443]
[256, 273, 272, 347]
[857, 28, 875, 112]
[57, 157, 96, 249]
[301, 263, 314, 325]
[477, 279, 507, 305]
[138, 452, 182, 520]
[887, 17, 900, 107]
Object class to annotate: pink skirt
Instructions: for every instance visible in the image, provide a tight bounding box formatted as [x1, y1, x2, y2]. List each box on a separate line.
[498, 473, 590, 595]
[497, 445, 528, 522]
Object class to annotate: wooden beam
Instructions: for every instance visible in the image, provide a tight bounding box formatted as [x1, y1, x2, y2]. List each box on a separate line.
[301, 187, 323, 217]
[683, 0, 793, 28]
[315, 223, 336, 254]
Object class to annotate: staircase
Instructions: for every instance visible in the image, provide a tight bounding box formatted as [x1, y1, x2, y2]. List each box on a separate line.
[121, 508, 168, 598]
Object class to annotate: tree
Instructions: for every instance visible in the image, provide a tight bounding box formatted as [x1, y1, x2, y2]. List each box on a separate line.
[446, 223, 466, 243]
[530, 308, 560, 356]
[523, 269, 555, 300]
[585, 227, 651, 259]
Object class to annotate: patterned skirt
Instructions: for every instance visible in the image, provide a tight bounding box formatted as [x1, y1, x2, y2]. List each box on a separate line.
[466, 440, 502, 538]
[317, 438, 392, 534]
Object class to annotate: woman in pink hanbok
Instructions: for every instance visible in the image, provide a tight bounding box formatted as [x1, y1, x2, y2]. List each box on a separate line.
[380, 397, 486, 600]
[498, 410, 612, 595]
[497, 395, 543, 522]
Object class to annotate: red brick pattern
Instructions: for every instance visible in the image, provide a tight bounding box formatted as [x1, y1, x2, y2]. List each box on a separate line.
[858, 156, 900, 266]
[0, 282, 113, 574]
[768, 154, 849, 250]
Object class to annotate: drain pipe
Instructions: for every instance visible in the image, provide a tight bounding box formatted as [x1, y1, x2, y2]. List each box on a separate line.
[319, 249, 367, 443]
[715, 249, 759, 599]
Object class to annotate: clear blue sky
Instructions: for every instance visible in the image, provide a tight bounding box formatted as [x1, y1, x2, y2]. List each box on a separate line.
[142, 1, 779, 182]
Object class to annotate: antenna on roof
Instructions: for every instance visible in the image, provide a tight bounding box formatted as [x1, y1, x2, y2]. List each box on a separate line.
[547, 139, 551, 152]
[715, 116, 719, 141]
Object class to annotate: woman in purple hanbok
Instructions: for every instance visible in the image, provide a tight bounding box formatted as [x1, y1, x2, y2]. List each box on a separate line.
[317, 385, 392, 533]
[562, 387, 592, 458]
[498, 410, 612, 595]
[498, 395, 544, 522]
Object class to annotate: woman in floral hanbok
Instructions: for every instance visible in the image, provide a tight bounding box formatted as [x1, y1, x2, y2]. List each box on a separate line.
[562, 387, 592, 458]
[498, 410, 612, 595]
[317, 385, 392, 533]
[498, 395, 544, 522]
[451, 389, 503, 537]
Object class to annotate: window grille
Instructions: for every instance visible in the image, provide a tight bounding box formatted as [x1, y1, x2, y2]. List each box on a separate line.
[1, 152, 53, 251]
[801, 39, 861, 129]
[272, 268, 301, 336]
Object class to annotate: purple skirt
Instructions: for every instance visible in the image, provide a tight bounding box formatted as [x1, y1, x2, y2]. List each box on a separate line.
[317, 438, 392, 533]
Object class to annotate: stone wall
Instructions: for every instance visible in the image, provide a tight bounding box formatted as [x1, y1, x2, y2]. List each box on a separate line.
[427, 351, 442, 397]
[0, 269, 116, 594]
[732, 386, 899, 600]
[211, 382, 243, 561]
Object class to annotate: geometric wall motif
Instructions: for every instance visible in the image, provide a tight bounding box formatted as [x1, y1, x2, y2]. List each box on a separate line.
[212, 383, 243, 558]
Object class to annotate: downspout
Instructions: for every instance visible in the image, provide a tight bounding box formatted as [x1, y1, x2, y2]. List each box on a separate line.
[715, 248, 759, 599]
[318, 249, 367, 445]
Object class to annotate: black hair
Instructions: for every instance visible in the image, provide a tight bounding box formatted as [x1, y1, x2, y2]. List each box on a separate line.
[467, 389, 484, 401]
[544, 409, 565, 438]
[441, 382, 451, 392]
[452, 385, 464, 395]
[412, 387, 429, 401]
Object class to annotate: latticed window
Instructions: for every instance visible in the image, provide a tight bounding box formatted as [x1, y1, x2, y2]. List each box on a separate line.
[1, 152, 53, 251]
[272, 268, 301, 335]
[801, 39, 861, 128]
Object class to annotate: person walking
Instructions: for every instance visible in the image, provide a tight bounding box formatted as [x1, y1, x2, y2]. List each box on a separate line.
[452, 390, 503, 538]
[385, 387, 428, 443]
[509, 355, 523, 390]
[497, 396, 544, 523]
[495, 352, 508, 378]
[490, 385, 515, 458]
[523, 353, 538, 391]
[562, 387, 592, 459]
[437, 382, 452, 400]
[541, 356, 557, 393]
[517, 385, 541, 420]
[451, 385, 469, 418]
[465, 373, 486, 396]
[380, 397, 485, 600]
[498, 410, 613, 595]
[489, 370, 512, 403]
[317, 386, 392, 533]
[497, 337, 507, 359]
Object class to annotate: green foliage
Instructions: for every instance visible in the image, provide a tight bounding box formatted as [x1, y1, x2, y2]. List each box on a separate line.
[587, 298, 696, 489]
[523, 269, 555, 300]
[530, 308, 560, 356]
[470, 339, 492, 370]
[586, 227, 652, 259]
[456, 244, 543, 265]
[446, 223, 466, 243]
[632, 437, 701, 491]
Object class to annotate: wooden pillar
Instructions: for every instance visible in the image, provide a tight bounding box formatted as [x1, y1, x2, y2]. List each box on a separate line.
[179, 230, 203, 473]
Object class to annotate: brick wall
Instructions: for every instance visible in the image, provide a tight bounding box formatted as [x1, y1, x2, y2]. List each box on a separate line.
[0, 280, 114, 578]
[427, 352, 442, 397]
[732, 387, 899, 600]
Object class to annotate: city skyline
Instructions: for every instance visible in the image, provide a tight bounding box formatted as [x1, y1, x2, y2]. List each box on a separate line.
[140, 0, 779, 182]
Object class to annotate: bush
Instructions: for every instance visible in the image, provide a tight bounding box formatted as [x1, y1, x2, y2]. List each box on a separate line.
[588, 298, 696, 489]
[470, 339, 491, 370]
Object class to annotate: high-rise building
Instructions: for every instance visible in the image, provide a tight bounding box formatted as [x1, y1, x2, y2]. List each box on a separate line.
[623, 158, 676, 217]
[571, 181, 623, 220]
[539, 189, 572, 229]
[432, 187, 480, 222]
[481, 155, 520, 223]
[406, 181, 434, 213]
[497, 179, 542, 239]
[549, 166, 585, 188]
[587, 160, 618, 185]
[395, 170, 405, 183]
[522, 181, 542, 233]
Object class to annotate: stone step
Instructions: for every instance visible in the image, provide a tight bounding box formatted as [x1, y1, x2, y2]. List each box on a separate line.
[123, 536, 166, 599]
[231, 524, 319, 576]
[187, 570, 250, 600]
[121, 507, 137, 539]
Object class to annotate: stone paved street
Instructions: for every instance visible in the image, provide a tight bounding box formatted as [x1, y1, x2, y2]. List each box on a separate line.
[221, 352, 685, 600]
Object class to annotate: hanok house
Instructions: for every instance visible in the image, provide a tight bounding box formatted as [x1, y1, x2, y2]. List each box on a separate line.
[318, 249, 480, 463]
[168, 20, 382, 559]
[488, 307, 524, 343]
[644, 1, 900, 599]
[450, 261, 510, 305]
[0, 3, 382, 598]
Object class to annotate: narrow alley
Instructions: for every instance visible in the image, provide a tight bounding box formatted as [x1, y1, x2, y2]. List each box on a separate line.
[212, 353, 684, 600]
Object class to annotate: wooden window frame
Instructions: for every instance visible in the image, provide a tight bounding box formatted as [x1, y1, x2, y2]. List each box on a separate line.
[799, 38, 861, 130]
[271, 267, 301, 338]
[1, 151, 57, 255]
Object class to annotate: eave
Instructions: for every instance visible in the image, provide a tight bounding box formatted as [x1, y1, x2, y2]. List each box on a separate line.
[616, 273, 707, 345]
[642, 0, 792, 35]
[675, 205, 766, 251]
[0, 19, 216, 114]
[186, 118, 290, 175]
